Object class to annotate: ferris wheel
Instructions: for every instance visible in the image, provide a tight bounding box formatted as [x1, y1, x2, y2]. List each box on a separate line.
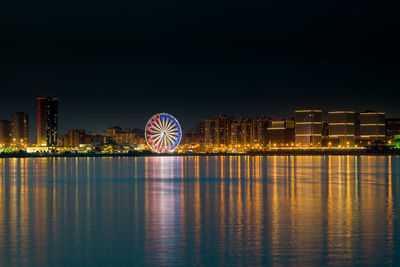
[145, 113, 182, 153]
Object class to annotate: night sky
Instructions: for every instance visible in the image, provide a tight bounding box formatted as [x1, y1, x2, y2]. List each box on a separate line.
[1, 0, 399, 138]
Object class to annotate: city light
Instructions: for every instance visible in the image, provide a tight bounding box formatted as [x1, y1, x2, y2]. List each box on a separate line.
[1, 101, 400, 154]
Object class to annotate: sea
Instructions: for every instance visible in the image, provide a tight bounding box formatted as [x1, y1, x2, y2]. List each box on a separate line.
[0, 155, 399, 266]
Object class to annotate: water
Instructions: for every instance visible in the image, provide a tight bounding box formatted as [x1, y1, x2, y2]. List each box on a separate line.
[0, 156, 399, 266]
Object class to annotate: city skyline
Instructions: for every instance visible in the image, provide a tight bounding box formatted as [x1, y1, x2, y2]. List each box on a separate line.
[1, 98, 399, 151]
[0, 99, 400, 142]
[1, 102, 400, 143]
[0, 98, 400, 140]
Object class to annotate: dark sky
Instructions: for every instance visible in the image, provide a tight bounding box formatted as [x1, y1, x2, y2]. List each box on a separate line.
[0, 0, 399, 137]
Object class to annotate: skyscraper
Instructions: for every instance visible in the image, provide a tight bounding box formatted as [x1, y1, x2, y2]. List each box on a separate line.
[11, 112, 29, 145]
[295, 110, 322, 147]
[37, 97, 59, 146]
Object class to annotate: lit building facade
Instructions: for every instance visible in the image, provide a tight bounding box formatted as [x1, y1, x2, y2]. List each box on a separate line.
[295, 110, 322, 147]
[267, 119, 295, 147]
[214, 115, 233, 147]
[328, 111, 355, 146]
[106, 126, 122, 140]
[359, 112, 385, 145]
[0, 120, 11, 145]
[181, 123, 204, 147]
[195, 122, 204, 147]
[181, 128, 203, 145]
[84, 133, 106, 144]
[115, 131, 144, 145]
[204, 119, 215, 147]
[230, 118, 253, 147]
[252, 116, 270, 146]
[11, 112, 29, 145]
[37, 97, 59, 146]
[106, 127, 144, 145]
[68, 129, 86, 147]
[204, 115, 233, 149]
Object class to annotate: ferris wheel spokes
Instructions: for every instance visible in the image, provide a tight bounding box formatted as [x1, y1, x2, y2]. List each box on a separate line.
[145, 113, 182, 153]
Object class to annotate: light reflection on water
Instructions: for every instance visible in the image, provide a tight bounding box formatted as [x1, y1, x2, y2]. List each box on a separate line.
[0, 156, 399, 266]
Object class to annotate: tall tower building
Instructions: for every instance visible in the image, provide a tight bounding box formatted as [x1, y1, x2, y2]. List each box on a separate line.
[295, 110, 322, 147]
[328, 111, 355, 146]
[11, 112, 29, 145]
[37, 97, 59, 146]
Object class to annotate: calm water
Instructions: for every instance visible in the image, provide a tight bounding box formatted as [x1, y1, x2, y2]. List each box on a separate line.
[0, 156, 399, 266]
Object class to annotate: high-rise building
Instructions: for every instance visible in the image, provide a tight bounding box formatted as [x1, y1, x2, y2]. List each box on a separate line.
[295, 110, 322, 147]
[11, 112, 29, 145]
[37, 97, 59, 146]
[0, 120, 11, 145]
[328, 111, 355, 146]
[204, 119, 215, 147]
[359, 111, 385, 145]
[252, 116, 270, 146]
[204, 115, 233, 148]
[230, 118, 252, 147]
[214, 115, 233, 147]
[195, 122, 204, 147]
[386, 118, 400, 140]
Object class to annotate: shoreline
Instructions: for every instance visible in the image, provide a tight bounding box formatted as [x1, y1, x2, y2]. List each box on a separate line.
[1, 148, 400, 158]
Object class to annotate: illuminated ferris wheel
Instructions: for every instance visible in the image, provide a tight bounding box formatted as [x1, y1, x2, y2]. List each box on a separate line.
[145, 113, 182, 153]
